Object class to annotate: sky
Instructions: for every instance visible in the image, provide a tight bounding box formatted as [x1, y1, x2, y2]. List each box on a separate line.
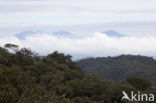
[0, 0, 156, 26]
[0, 0, 156, 59]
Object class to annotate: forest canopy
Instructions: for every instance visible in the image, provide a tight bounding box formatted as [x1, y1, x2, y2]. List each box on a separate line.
[77, 55, 156, 82]
[0, 44, 155, 103]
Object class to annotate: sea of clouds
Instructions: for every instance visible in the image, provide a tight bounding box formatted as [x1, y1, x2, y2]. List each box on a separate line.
[0, 32, 156, 59]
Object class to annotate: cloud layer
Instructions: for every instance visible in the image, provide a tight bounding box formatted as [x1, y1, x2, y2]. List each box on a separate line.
[0, 32, 156, 59]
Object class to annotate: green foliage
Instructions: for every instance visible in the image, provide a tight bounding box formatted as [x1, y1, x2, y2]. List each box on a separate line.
[126, 77, 152, 90]
[77, 55, 156, 82]
[0, 44, 155, 103]
[4, 43, 19, 52]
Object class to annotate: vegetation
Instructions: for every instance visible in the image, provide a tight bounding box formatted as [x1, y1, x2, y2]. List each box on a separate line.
[77, 55, 156, 82]
[0, 44, 155, 103]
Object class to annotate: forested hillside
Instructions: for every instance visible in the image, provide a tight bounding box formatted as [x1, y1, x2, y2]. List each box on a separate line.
[0, 44, 155, 103]
[77, 55, 156, 82]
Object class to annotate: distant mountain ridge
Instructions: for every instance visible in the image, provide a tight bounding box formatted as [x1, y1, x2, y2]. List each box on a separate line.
[15, 30, 72, 40]
[102, 30, 125, 37]
[52, 31, 72, 36]
[77, 55, 156, 82]
[15, 30, 45, 40]
[15, 29, 126, 40]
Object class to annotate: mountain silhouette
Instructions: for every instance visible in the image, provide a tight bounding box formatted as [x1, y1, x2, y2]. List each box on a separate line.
[102, 30, 125, 37]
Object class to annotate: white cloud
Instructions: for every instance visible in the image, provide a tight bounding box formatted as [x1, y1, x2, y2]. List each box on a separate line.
[1, 32, 156, 59]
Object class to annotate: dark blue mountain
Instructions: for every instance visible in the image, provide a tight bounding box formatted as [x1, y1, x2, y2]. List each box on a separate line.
[52, 31, 72, 36]
[15, 30, 72, 40]
[102, 30, 125, 37]
[15, 30, 44, 40]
